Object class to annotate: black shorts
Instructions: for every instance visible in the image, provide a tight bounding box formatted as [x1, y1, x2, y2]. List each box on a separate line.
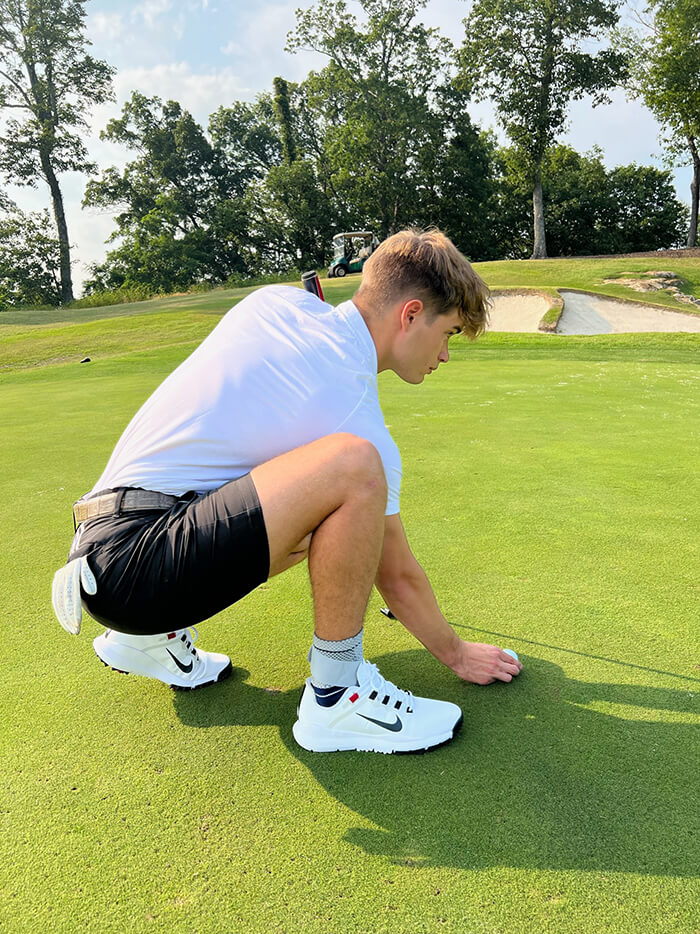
[68, 474, 270, 635]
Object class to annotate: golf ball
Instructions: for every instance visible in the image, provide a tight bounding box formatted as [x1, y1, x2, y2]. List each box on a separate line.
[503, 648, 519, 662]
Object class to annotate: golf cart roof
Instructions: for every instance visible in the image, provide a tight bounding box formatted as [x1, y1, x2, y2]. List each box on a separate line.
[332, 231, 374, 240]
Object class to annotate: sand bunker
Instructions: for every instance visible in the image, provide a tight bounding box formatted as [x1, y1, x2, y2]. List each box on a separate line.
[487, 293, 551, 332]
[487, 289, 700, 334]
[556, 291, 700, 335]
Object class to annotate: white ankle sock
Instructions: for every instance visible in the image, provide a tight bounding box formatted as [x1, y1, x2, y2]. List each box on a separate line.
[309, 629, 363, 688]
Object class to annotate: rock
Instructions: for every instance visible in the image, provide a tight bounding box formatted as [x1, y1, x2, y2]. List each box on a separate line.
[602, 270, 698, 309]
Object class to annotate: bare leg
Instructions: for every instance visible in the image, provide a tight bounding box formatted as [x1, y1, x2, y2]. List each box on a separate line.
[250, 433, 387, 641]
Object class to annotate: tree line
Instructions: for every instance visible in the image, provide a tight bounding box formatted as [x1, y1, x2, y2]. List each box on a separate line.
[0, 0, 697, 308]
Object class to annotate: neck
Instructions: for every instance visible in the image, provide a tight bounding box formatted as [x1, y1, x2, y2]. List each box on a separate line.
[352, 292, 395, 373]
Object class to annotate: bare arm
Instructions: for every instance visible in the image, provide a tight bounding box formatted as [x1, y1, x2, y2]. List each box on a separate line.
[375, 514, 522, 685]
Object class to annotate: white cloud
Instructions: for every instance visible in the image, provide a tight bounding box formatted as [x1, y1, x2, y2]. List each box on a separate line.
[224, 2, 327, 88]
[88, 12, 125, 41]
[132, 0, 173, 30]
[221, 39, 242, 55]
[111, 62, 250, 122]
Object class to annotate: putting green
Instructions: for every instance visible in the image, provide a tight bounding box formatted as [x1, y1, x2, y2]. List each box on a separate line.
[1, 319, 698, 933]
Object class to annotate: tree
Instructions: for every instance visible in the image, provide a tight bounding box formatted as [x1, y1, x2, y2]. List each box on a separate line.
[0, 197, 62, 307]
[602, 162, 687, 251]
[254, 160, 338, 271]
[0, 0, 114, 301]
[495, 144, 687, 255]
[286, 0, 455, 238]
[421, 89, 502, 260]
[459, 0, 628, 258]
[623, 0, 700, 246]
[84, 93, 252, 292]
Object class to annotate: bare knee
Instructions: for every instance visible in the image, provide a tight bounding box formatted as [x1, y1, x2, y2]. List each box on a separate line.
[326, 433, 387, 502]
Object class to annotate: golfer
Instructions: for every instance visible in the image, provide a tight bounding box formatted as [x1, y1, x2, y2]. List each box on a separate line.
[52, 229, 522, 754]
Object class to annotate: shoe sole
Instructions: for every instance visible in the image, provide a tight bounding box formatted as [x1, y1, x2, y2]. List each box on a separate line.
[96, 654, 233, 690]
[292, 712, 463, 754]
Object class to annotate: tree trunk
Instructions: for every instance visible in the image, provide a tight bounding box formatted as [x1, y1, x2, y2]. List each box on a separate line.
[39, 148, 73, 303]
[688, 135, 699, 249]
[531, 166, 547, 259]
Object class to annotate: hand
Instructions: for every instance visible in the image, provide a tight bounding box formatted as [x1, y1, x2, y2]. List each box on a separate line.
[449, 639, 523, 685]
[51, 556, 97, 635]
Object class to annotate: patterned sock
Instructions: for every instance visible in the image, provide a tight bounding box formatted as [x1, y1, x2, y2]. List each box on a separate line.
[309, 629, 363, 698]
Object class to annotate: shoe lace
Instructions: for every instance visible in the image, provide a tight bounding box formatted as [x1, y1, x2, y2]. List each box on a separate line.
[175, 627, 199, 661]
[362, 661, 414, 713]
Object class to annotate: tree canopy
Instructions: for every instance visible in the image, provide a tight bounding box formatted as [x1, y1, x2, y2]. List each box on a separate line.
[0, 0, 693, 307]
[83, 93, 253, 293]
[286, 0, 455, 238]
[0, 0, 114, 301]
[0, 198, 62, 308]
[459, 0, 628, 257]
[623, 0, 700, 246]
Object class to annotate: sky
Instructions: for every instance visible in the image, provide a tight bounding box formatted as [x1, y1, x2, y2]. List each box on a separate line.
[4, 0, 692, 293]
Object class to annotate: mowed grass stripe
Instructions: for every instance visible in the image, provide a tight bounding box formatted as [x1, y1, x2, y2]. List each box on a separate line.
[0, 310, 221, 371]
[1, 318, 698, 933]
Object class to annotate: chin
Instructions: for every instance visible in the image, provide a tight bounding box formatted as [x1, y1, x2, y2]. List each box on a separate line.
[394, 367, 425, 385]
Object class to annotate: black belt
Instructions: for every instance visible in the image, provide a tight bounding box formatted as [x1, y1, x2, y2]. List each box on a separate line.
[73, 489, 182, 527]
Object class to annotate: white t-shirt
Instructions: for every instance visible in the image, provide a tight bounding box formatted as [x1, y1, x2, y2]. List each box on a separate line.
[90, 285, 402, 515]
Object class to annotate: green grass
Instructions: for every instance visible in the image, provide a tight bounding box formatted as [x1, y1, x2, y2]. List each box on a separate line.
[477, 256, 700, 309]
[1, 282, 699, 933]
[3, 256, 699, 374]
[2, 254, 698, 327]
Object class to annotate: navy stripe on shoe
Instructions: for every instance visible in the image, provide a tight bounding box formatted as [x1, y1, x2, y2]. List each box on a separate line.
[311, 684, 348, 707]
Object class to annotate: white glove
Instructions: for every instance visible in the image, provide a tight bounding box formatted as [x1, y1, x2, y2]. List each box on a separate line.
[51, 556, 97, 635]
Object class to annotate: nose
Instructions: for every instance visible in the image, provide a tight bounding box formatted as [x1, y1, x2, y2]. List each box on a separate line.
[438, 343, 450, 364]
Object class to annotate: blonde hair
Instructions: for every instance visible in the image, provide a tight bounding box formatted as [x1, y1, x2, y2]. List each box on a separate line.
[356, 228, 490, 339]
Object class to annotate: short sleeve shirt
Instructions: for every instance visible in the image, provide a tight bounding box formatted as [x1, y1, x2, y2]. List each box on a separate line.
[90, 285, 402, 515]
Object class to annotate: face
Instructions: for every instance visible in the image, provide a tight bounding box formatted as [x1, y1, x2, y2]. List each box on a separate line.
[394, 302, 462, 385]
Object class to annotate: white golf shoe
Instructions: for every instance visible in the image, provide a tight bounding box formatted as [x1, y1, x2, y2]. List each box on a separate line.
[292, 659, 463, 754]
[93, 627, 232, 690]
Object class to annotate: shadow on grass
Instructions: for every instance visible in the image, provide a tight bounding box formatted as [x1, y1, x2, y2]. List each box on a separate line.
[454, 623, 700, 685]
[173, 650, 697, 878]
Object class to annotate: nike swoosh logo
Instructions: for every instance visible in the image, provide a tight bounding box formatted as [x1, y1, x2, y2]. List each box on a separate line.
[166, 649, 193, 673]
[357, 713, 403, 732]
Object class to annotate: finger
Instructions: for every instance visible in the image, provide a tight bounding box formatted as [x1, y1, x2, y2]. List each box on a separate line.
[499, 651, 523, 671]
[492, 670, 513, 683]
[80, 558, 97, 596]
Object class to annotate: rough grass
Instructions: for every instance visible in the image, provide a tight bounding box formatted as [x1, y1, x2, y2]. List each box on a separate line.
[1, 295, 698, 933]
[476, 256, 700, 310]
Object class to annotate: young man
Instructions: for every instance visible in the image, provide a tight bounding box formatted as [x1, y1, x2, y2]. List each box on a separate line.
[52, 228, 522, 755]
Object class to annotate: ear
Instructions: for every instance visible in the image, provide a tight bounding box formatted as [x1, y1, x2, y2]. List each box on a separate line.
[399, 299, 424, 330]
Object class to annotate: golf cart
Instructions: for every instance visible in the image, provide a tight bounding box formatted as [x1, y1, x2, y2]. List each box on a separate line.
[328, 231, 379, 278]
